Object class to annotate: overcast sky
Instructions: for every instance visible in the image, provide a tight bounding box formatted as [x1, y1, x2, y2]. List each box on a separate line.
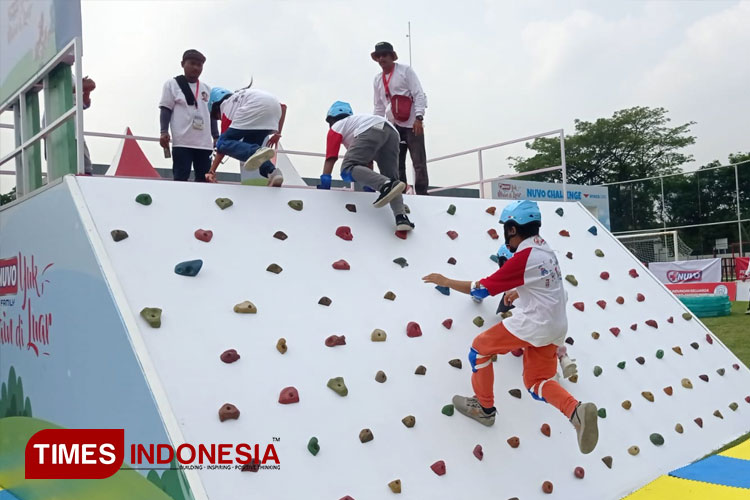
[2, 0, 749, 192]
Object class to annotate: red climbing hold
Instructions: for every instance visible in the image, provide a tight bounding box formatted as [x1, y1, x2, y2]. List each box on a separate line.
[616, 296, 625, 305]
[600, 272, 610, 280]
[573, 302, 585, 312]
[486, 207, 496, 215]
[332, 259, 350, 270]
[241, 459, 261, 472]
[487, 228, 499, 240]
[610, 327, 621, 337]
[335, 226, 353, 241]
[442, 319, 453, 329]
[279, 387, 300, 404]
[542, 481, 553, 494]
[597, 300, 607, 309]
[694, 417, 703, 428]
[511, 348, 524, 357]
[637, 293, 645, 302]
[541, 424, 551, 437]
[395, 230, 408, 240]
[646, 320, 658, 329]
[630, 324, 638, 331]
[629, 269, 639, 278]
[325, 335, 347, 347]
[430, 460, 446, 476]
[473, 444, 484, 460]
[734, 364, 740, 370]
[699, 374, 709, 382]
[705, 334, 713, 344]
[407, 322, 423, 338]
[446, 230, 459, 240]
[339, 497, 355, 500]
[194, 229, 213, 242]
[667, 316, 674, 323]
[745, 396, 750, 403]
[574, 467, 585, 479]
[559, 230, 570, 237]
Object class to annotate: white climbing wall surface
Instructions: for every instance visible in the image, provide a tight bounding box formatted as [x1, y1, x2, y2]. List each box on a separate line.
[74, 176, 750, 500]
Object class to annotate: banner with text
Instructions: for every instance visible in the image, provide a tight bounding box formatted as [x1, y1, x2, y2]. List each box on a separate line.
[666, 282, 737, 301]
[735, 257, 749, 281]
[650, 258, 721, 284]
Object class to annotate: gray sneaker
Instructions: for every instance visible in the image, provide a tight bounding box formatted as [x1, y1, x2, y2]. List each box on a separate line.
[243, 147, 275, 171]
[267, 168, 284, 187]
[452, 395, 496, 427]
[570, 402, 599, 454]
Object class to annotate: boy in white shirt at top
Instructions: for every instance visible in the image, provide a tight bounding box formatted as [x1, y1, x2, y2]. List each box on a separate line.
[159, 49, 217, 182]
[205, 86, 286, 186]
[423, 200, 599, 454]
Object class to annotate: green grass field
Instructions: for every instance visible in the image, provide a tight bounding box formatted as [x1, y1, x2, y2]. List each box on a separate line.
[701, 301, 750, 454]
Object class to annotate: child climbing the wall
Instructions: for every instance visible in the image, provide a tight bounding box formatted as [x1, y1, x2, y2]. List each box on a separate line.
[320, 101, 415, 231]
[204, 86, 287, 186]
[422, 200, 598, 454]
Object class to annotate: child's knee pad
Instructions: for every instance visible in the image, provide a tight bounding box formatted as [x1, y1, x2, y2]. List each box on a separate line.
[469, 347, 492, 373]
[340, 168, 355, 183]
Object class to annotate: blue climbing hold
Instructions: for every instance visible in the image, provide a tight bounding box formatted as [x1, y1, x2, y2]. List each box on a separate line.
[490, 254, 500, 264]
[436, 285, 450, 296]
[588, 226, 598, 235]
[175, 259, 203, 277]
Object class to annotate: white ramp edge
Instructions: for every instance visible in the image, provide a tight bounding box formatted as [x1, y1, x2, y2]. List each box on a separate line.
[74, 176, 750, 500]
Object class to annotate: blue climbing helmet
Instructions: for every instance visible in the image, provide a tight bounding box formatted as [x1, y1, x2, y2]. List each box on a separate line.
[499, 200, 542, 226]
[208, 87, 232, 114]
[497, 244, 514, 260]
[326, 101, 353, 123]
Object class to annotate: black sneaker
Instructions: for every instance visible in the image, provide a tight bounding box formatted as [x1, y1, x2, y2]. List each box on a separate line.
[395, 214, 415, 231]
[373, 180, 406, 208]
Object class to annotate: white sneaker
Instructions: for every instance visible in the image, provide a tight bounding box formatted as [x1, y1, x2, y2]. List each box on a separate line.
[243, 147, 275, 171]
[267, 169, 284, 187]
[560, 355, 578, 379]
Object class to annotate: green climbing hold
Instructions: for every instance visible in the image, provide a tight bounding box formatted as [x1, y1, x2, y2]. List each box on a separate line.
[649, 433, 664, 446]
[617, 361, 626, 369]
[215, 198, 233, 210]
[447, 204, 456, 215]
[473, 316, 485, 327]
[729, 402, 739, 411]
[490, 254, 500, 264]
[327, 377, 348, 397]
[442, 404, 454, 416]
[140, 307, 162, 328]
[682, 312, 693, 320]
[656, 349, 664, 359]
[565, 275, 578, 286]
[307, 437, 320, 456]
[593, 366, 603, 377]
[595, 249, 605, 257]
[135, 193, 152, 205]
[288, 200, 303, 211]
[555, 207, 564, 217]
[598, 408, 607, 418]
[393, 257, 409, 268]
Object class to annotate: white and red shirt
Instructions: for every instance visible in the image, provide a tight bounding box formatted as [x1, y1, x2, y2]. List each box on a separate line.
[219, 88, 282, 133]
[479, 236, 568, 347]
[325, 114, 397, 158]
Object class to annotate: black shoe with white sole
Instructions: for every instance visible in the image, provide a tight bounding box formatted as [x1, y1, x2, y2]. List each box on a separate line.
[395, 214, 415, 231]
[373, 180, 406, 208]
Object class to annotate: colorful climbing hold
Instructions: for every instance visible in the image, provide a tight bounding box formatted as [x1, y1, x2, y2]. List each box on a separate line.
[565, 275, 578, 286]
[507, 436, 520, 448]
[717, 368, 725, 376]
[636, 293, 645, 302]
[375, 371, 387, 383]
[486, 206, 496, 215]
[135, 193, 152, 205]
[384, 291, 396, 300]
[675, 424, 684, 434]
[512, 348, 524, 356]
[622, 400, 632, 410]
[592, 331, 601, 340]
[729, 402, 739, 411]
[435, 285, 450, 296]
[442, 404, 454, 416]
[241, 460, 260, 472]
[140, 307, 162, 328]
[706, 334, 714, 344]
[394, 230, 408, 240]
[667, 316, 674, 323]
[636, 357, 645, 365]
[691, 342, 700, 350]
[415, 365, 427, 375]
[542, 481, 553, 494]
[442, 319, 453, 329]
[611, 328, 621, 337]
[566, 252, 573, 259]
[555, 207, 564, 216]
[694, 417, 703, 428]
[406, 322, 422, 338]
[266, 263, 283, 274]
[446, 230, 459, 240]
[307, 437, 320, 456]
[447, 257, 457, 265]
[335, 226, 353, 241]
[509, 389, 522, 399]
[645, 319, 658, 329]
[473, 444, 484, 460]
[233, 301, 257, 314]
[630, 324, 638, 331]
[597, 300, 607, 309]
[220, 349, 240, 363]
[215, 198, 233, 210]
[388, 480, 401, 493]
[318, 296, 332, 306]
[487, 228, 499, 240]
[602, 456, 613, 469]
[735, 364, 741, 370]
[359, 429, 374, 443]
[682, 378, 693, 389]
[279, 387, 299, 404]
[642, 391, 654, 402]
[573, 302, 585, 312]
[325, 335, 346, 347]
[111, 229, 128, 242]
[673, 346, 683, 356]
[595, 249, 604, 257]
[616, 296, 625, 305]
[327, 377, 348, 396]
[371, 329, 387, 342]
[218, 403, 240, 422]
[473, 316, 485, 327]
[569, 374, 578, 383]
[332, 259, 351, 270]
[194, 229, 213, 242]
[273, 230, 288, 240]
[287, 200, 303, 211]
[430, 460, 446, 476]
[402, 415, 415, 428]
[598, 408, 607, 418]
[588, 226, 598, 235]
[594, 366, 603, 377]
[713, 410, 723, 419]
[656, 349, 664, 359]
[447, 204, 456, 215]
[489, 254, 500, 264]
[393, 257, 408, 268]
[628, 446, 640, 456]
[449, 359, 462, 369]
[345, 203, 357, 212]
[682, 312, 693, 320]
[276, 338, 287, 354]
[699, 374, 709, 382]
[600, 271, 610, 280]
[541, 424, 551, 437]
[565, 337, 574, 345]
[559, 230, 570, 237]
[663, 386, 673, 396]
[629, 268, 639, 278]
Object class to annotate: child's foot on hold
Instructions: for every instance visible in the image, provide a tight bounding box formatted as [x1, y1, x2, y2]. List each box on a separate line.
[243, 147, 275, 171]
[395, 214, 415, 231]
[267, 168, 284, 187]
[570, 402, 599, 454]
[373, 179, 406, 208]
[561, 355, 578, 379]
[452, 395, 496, 427]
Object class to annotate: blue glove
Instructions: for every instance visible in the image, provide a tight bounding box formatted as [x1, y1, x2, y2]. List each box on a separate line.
[363, 185, 376, 193]
[317, 174, 332, 190]
[470, 285, 490, 303]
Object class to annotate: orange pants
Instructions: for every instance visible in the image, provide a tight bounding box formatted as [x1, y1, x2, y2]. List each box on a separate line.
[470, 321, 578, 418]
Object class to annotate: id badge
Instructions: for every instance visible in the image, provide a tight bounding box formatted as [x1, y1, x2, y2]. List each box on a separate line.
[192, 114, 204, 130]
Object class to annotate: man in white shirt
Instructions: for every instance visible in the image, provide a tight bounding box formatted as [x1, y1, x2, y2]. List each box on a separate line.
[159, 49, 217, 182]
[372, 42, 429, 195]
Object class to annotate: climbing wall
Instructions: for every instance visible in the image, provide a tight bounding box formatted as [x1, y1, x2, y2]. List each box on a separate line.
[74, 176, 750, 500]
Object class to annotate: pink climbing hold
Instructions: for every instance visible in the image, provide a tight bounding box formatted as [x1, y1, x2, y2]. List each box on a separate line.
[430, 460, 446, 476]
[733, 364, 740, 370]
[332, 259, 350, 270]
[473, 444, 484, 460]
[511, 348, 524, 357]
[596, 300, 607, 309]
[325, 335, 346, 347]
[407, 322, 423, 338]
[629, 269, 639, 278]
[637, 293, 645, 302]
[194, 229, 213, 242]
[442, 319, 453, 329]
[573, 302, 585, 312]
[336, 226, 353, 241]
[610, 327, 621, 337]
[279, 387, 299, 404]
[667, 316, 674, 323]
[446, 230, 459, 240]
[646, 319, 658, 329]
[600, 271, 610, 280]
[630, 323, 638, 331]
[574, 467, 585, 479]
[705, 334, 713, 344]
[395, 230, 408, 240]
[487, 228, 499, 240]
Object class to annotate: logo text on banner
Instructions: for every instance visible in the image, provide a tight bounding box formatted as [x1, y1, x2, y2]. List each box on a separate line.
[25, 428, 125, 479]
